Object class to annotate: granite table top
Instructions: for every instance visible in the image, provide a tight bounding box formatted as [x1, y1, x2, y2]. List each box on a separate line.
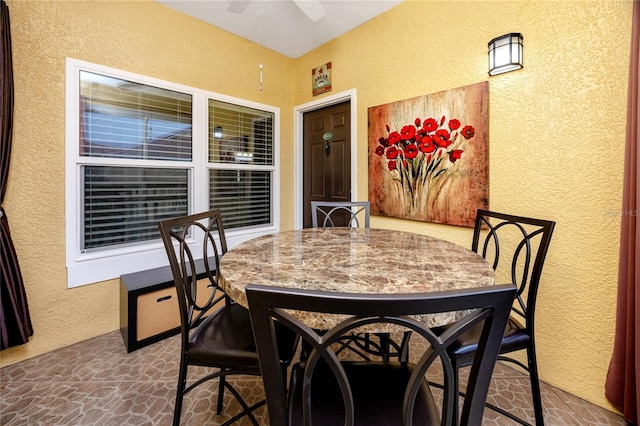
[219, 227, 495, 330]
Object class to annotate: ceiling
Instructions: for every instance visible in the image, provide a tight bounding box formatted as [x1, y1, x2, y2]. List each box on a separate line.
[156, 0, 403, 59]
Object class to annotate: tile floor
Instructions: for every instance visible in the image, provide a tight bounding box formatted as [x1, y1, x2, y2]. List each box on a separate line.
[0, 330, 627, 425]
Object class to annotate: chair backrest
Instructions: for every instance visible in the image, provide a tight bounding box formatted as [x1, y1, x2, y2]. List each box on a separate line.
[311, 201, 370, 228]
[247, 283, 516, 426]
[157, 209, 229, 340]
[472, 209, 555, 330]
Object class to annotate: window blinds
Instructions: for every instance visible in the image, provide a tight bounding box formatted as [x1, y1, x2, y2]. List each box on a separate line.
[209, 100, 274, 229]
[80, 71, 192, 161]
[79, 71, 192, 251]
[209, 170, 271, 229]
[208, 100, 273, 165]
[83, 166, 188, 251]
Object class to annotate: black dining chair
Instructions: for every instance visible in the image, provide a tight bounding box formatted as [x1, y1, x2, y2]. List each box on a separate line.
[247, 282, 517, 426]
[311, 200, 371, 228]
[158, 210, 298, 426]
[310, 200, 410, 362]
[440, 209, 555, 426]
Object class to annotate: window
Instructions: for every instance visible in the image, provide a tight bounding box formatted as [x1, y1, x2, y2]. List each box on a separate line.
[66, 59, 279, 288]
[209, 100, 274, 229]
[79, 71, 192, 252]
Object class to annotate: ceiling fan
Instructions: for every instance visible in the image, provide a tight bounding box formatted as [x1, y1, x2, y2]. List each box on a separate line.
[227, 0, 327, 22]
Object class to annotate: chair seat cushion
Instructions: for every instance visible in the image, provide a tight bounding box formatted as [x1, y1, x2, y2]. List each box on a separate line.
[289, 361, 440, 426]
[187, 302, 260, 369]
[442, 316, 530, 359]
[188, 302, 298, 369]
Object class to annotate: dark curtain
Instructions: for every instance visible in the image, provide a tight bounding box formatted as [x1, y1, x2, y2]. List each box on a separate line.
[0, 0, 33, 350]
[605, 1, 640, 424]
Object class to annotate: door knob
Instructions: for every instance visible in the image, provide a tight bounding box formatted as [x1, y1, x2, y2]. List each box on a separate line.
[322, 132, 333, 156]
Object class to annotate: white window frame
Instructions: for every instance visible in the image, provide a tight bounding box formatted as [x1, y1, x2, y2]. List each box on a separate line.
[65, 58, 279, 288]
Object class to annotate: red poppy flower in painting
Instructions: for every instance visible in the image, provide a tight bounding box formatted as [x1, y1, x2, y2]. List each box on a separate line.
[435, 129, 450, 141]
[433, 132, 451, 148]
[405, 144, 418, 159]
[461, 125, 475, 139]
[449, 149, 463, 163]
[423, 118, 438, 132]
[400, 125, 416, 141]
[378, 137, 389, 147]
[419, 136, 436, 153]
[385, 146, 400, 159]
[388, 131, 401, 145]
[373, 114, 477, 213]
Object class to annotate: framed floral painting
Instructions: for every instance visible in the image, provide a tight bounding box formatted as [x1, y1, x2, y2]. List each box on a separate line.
[368, 82, 489, 227]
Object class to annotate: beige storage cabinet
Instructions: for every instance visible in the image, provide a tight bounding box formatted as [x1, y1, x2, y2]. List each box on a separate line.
[135, 285, 181, 341]
[120, 261, 223, 352]
[120, 265, 180, 352]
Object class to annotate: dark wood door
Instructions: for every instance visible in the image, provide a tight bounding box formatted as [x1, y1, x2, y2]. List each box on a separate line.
[303, 101, 351, 228]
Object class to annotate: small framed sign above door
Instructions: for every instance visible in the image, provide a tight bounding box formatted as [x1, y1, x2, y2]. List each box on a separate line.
[312, 62, 332, 96]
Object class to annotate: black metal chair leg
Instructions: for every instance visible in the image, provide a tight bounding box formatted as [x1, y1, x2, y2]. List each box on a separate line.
[217, 374, 226, 415]
[527, 346, 545, 426]
[451, 358, 461, 426]
[173, 361, 188, 426]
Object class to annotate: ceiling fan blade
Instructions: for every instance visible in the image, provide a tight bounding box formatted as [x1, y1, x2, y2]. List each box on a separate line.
[227, 0, 252, 14]
[293, 0, 326, 22]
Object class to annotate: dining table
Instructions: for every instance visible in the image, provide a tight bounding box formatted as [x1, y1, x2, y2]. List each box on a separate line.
[219, 227, 495, 331]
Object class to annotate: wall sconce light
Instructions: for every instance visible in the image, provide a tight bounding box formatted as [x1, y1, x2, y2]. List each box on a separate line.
[213, 126, 223, 139]
[488, 33, 523, 76]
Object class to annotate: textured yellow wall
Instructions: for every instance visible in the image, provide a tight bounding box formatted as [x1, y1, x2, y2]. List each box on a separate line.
[1, 0, 295, 365]
[1, 0, 633, 414]
[294, 0, 632, 411]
